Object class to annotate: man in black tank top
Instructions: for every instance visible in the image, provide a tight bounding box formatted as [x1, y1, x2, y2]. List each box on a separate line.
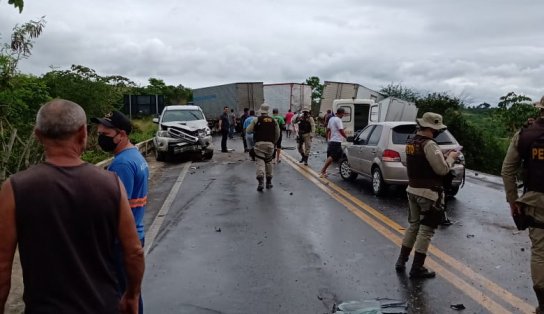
[0, 99, 144, 314]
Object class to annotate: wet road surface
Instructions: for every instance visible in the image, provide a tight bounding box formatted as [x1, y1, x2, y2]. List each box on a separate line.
[142, 134, 535, 314]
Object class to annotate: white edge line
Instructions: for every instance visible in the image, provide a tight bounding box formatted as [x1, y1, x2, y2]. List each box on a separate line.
[144, 161, 192, 256]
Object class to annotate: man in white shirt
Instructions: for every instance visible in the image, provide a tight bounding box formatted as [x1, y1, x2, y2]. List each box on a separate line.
[320, 108, 347, 177]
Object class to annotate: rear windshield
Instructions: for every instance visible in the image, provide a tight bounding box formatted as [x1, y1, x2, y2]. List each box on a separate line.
[392, 125, 456, 145]
[162, 110, 204, 122]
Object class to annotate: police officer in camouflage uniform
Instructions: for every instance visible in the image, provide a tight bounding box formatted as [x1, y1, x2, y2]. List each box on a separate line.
[296, 108, 315, 165]
[246, 103, 280, 192]
[501, 97, 544, 314]
[395, 112, 459, 279]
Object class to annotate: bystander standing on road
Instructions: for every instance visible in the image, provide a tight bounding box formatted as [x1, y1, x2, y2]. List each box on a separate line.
[218, 106, 230, 152]
[229, 109, 237, 139]
[296, 108, 315, 165]
[394, 112, 459, 279]
[0, 99, 144, 314]
[501, 97, 544, 314]
[272, 108, 286, 163]
[244, 110, 257, 161]
[246, 103, 280, 191]
[240, 108, 250, 152]
[285, 109, 295, 138]
[92, 110, 149, 314]
[320, 108, 347, 177]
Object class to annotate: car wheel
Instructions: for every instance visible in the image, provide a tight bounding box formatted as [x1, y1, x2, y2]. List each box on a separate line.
[372, 167, 388, 196]
[445, 186, 460, 199]
[340, 158, 358, 181]
[155, 149, 166, 162]
[203, 150, 214, 160]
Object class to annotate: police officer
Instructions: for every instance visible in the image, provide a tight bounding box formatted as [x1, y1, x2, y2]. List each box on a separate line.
[501, 97, 544, 313]
[246, 103, 280, 192]
[395, 112, 459, 279]
[296, 108, 315, 165]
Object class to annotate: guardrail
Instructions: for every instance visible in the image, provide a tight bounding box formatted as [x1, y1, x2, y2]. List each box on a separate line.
[95, 138, 154, 169]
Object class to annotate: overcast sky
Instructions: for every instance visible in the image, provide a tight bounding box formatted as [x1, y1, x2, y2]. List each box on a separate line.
[1, 0, 543, 105]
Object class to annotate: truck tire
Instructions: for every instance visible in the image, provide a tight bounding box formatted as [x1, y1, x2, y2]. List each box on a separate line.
[155, 149, 166, 162]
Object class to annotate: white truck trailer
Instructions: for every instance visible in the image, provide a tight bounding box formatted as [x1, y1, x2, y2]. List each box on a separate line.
[332, 97, 418, 138]
[263, 83, 312, 114]
[192, 82, 264, 124]
[320, 81, 386, 116]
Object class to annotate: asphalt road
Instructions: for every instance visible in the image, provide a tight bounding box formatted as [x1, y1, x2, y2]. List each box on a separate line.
[142, 133, 535, 314]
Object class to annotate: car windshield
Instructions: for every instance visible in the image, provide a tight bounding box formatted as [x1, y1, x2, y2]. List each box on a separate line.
[392, 124, 456, 145]
[162, 110, 204, 122]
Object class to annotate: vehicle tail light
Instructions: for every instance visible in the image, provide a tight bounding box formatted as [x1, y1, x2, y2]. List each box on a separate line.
[382, 149, 401, 162]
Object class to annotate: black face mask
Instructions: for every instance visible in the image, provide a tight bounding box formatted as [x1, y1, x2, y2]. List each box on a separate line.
[432, 129, 445, 138]
[98, 134, 118, 152]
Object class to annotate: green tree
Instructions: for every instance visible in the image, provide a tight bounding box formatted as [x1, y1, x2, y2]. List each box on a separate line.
[305, 76, 324, 114]
[42, 65, 135, 119]
[494, 92, 537, 134]
[6, 0, 24, 12]
[380, 83, 419, 102]
[415, 92, 462, 117]
[136, 78, 192, 105]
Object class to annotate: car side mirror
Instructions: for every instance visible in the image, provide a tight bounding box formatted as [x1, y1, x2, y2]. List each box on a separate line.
[152, 118, 159, 124]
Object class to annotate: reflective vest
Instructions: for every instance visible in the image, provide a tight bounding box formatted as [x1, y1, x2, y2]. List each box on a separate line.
[518, 119, 544, 193]
[406, 134, 443, 188]
[253, 116, 276, 143]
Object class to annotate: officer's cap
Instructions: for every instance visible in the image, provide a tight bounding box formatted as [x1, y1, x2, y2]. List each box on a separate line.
[416, 112, 447, 131]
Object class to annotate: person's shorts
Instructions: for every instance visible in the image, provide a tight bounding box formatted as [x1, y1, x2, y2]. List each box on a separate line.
[327, 141, 343, 161]
[276, 133, 283, 149]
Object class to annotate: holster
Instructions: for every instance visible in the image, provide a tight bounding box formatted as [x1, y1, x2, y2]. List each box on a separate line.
[513, 206, 544, 230]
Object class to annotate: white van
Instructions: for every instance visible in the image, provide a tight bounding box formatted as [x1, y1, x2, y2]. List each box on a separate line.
[332, 97, 418, 137]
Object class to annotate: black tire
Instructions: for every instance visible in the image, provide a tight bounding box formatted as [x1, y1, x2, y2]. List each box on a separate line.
[339, 158, 358, 181]
[372, 167, 388, 196]
[155, 149, 166, 162]
[445, 186, 460, 199]
[203, 150, 214, 160]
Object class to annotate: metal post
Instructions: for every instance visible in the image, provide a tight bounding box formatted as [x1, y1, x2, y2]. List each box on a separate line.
[155, 94, 159, 116]
[128, 94, 132, 119]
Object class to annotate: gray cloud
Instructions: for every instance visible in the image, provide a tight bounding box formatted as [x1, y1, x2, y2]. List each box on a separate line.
[1, 0, 543, 105]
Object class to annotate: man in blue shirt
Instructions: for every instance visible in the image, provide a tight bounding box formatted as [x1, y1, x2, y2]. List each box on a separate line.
[92, 111, 148, 314]
[243, 110, 257, 160]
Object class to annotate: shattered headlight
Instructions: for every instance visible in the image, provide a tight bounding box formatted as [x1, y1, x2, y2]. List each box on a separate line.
[156, 130, 169, 138]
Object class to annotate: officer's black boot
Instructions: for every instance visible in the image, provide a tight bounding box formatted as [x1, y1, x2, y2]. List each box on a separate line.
[395, 245, 412, 272]
[299, 156, 305, 163]
[304, 155, 309, 166]
[266, 177, 273, 189]
[409, 252, 436, 279]
[257, 177, 264, 192]
[534, 286, 544, 314]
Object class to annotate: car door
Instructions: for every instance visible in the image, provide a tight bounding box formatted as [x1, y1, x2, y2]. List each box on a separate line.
[348, 125, 375, 174]
[360, 125, 383, 175]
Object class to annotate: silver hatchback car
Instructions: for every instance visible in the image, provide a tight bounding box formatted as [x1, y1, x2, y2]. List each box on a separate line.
[339, 121, 465, 197]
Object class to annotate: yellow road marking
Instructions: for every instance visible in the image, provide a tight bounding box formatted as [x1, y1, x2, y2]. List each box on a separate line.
[282, 152, 533, 313]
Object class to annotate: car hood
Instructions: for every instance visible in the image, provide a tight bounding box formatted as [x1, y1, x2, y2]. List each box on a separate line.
[161, 120, 208, 131]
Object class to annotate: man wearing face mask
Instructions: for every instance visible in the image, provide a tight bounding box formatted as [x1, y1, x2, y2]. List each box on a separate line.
[394, 112, 459, 279]
[92, 110, 149, 313]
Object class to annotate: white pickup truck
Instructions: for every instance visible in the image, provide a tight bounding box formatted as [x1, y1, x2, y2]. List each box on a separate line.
[152, 105, 214, 161]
